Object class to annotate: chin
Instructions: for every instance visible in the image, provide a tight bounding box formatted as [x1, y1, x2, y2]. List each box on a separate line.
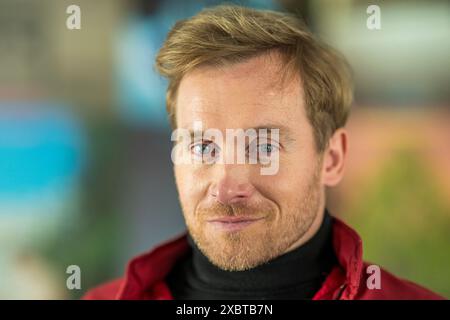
[195, 228, 280, 271]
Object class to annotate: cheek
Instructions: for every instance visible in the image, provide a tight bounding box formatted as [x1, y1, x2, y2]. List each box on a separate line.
[174, 166, 193, 208]
[174, 165, 205, 213]
[255, 154, 319, 204]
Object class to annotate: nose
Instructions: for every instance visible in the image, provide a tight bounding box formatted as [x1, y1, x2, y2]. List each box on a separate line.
[210, 166, 255, 205]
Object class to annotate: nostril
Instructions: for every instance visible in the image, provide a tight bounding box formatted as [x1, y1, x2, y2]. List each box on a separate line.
[212, 178, 255, 205]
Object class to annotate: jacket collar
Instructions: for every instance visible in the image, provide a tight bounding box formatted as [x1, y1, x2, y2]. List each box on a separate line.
[116, 215, 364, 300]
[317, 217, 363, 299]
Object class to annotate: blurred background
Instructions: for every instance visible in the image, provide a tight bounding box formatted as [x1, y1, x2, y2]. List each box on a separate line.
[0, 0, 448, 299]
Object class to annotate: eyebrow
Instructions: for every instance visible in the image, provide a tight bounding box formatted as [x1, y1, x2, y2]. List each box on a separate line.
[186, 123, 296, 144]
[252, 124, 296, 144]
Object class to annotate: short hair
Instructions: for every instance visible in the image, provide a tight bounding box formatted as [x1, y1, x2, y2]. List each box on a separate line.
[155, 5, 353, 152]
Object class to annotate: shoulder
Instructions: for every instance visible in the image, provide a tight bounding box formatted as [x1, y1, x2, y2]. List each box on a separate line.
[356, 262, 445, 300]
[82, 278, 124, 300]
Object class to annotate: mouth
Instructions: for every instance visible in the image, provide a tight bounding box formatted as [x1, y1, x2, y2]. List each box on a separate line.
[206, 216, 266, 232]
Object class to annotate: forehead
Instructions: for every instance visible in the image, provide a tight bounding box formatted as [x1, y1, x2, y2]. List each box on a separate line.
[176, 52, 306, 131]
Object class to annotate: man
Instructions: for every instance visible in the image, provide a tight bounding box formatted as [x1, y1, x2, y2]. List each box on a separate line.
[84, 5, 443, 300]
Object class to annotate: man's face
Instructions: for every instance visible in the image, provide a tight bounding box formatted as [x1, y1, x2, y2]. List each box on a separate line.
[174, 53, 326, 271]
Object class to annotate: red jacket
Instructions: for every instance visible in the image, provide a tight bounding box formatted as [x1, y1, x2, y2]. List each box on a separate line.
[83, 217, 444, 300]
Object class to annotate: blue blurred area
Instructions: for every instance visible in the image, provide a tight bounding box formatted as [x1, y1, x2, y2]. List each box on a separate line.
[0, 102, 86, 203]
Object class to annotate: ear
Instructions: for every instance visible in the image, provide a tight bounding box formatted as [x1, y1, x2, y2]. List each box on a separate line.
[321, 128, 348, 187]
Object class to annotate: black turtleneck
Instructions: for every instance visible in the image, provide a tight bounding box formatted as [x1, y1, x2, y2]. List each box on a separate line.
[166, 210, 336, 300]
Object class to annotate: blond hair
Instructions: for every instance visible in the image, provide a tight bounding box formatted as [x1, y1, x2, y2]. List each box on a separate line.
[155, 5, 353, 152]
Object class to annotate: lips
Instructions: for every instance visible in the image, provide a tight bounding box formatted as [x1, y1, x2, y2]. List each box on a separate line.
[208, 216, 262, 223]
[206, 216, 265, 231]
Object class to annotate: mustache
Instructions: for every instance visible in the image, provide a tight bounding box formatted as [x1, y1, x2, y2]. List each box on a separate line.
[196, 201, 275, 218]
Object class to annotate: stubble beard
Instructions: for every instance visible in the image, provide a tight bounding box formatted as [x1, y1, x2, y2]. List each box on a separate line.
[183, 167, 323, 271]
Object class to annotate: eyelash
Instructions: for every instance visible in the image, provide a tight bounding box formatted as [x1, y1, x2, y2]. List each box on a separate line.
[190, 141, 219, 158]
[189, 140, 280, 156]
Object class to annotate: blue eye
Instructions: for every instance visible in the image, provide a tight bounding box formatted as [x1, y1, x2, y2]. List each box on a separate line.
[192, 143, 209, 155]
[247, 141, 279, 163]
[258, 144, 275, 153]
[191, 142, 218, 158]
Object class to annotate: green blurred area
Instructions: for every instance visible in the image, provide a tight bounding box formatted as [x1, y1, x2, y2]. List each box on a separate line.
[347, 149, 450, 298]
